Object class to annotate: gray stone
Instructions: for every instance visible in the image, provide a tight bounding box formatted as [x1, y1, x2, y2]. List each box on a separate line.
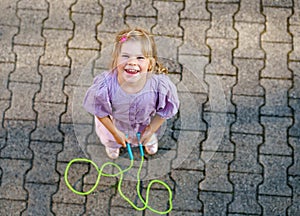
[233, 59, 264, 96]
[235, 0, 265, 23]
[229, 173, 263, 215]
[230, 133, 263, 173]
[45, 0, 76, 30]
[260, 79, 292, 117]
[153, 1, 183, 36]
[26, 141, 62, 183]
[23, 183, 57, 216]
[207, 3, 238, 39]
[199, 191, 232, 216]
[259, 155, 292, 196]
[260, 116, 293, 155]
[171, 170, 203, 211]
[262, 7, 292, 43]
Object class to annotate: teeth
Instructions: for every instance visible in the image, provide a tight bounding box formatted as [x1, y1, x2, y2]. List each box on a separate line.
[126, 69, 138, 73]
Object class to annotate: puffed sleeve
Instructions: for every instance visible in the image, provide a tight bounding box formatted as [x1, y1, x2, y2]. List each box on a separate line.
[83, 72, 112, 118]
[156, 75, 180, 119]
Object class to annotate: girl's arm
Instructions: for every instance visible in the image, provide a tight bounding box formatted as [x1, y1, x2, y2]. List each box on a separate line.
[140, 114, 166, 144]
[96, 116, 128, 147]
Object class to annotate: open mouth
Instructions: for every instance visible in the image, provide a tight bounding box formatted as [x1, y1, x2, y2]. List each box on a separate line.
[125, 69, 139, 75]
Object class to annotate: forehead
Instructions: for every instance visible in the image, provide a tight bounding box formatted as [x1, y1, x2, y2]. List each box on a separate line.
[120, 40, 143, 55]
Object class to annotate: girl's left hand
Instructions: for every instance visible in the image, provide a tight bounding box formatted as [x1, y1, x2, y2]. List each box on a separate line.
[140, 125, 154, 145]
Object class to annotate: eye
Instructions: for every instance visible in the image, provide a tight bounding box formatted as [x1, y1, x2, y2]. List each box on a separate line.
[137, 56, 145, 60]
[121, 54, 129, 58]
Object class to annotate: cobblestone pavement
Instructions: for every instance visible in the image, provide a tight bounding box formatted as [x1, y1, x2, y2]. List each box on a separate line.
[1, 0, 300, 215]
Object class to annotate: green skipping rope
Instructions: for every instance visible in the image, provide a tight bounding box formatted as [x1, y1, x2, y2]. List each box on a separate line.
[64, 152, 173, 214]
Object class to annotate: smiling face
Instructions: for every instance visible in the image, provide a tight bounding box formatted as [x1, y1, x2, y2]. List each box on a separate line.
[116, 39, 151, 87]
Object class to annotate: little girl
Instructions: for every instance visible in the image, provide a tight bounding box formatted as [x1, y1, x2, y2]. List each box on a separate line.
[83, 27, 180, 159]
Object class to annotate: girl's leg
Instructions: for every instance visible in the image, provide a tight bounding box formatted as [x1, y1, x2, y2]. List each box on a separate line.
[94, 117, 121, 159]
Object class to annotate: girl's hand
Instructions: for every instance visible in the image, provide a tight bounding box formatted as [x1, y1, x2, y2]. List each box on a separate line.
[140, 125, 154, 145]
[113, 129, 128, 148]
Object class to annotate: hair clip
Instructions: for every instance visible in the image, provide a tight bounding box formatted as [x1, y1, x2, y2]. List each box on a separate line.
[120, 35, 128, 43]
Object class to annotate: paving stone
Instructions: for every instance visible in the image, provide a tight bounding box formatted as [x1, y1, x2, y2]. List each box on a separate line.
[208, 0, 239, 2]
[110, 207, 143, 216]
[126, 17, 157, 32]
[233, 22, 265, 59]
[97, 0, 129, 32]
[0, 63, 13, 100]
[289, 99, 300, 137]
[290, 0, 300, 25]
[203, 112, 235, 152]
[41, 29, 72, 66]
[288, 137, 300, 176]
[231, 95, 264, 134]
[207, 3, 238, 39]
[0, 25, 18, 63]
[181, 0, 210, 20]
[289, 61, 300, 99]
[258, 195, 291, 216]
[152, 1, 183, 36]
[290, 25, 300, 61]
[144, 189, 175, 215]
[206, 38, 237, 76]
[65, 49, 98, 86]
[45, 0, 76, 30]
[228, 173, 263, 215]
[262, 7, 292, 43]
[0, 200, 26, 215]
[35, 65, 69, 103]
[171, 170, 203, 211]
[52, 162, 87, 204]
[260, 116, 293, 155]
[14, 9, 47, 46]
[57, 123, 87, 162]
[0, 99, 8, 137]
[10, 45, 43, 83]
[262, 0, 293, 7]
[23, 183, 57, 216]
[175, 92, 206, 131]
[1, 120, 34, 159]
[171, 211, 203, 216]
[0, 0, 19, 26]
[235, 0, 265, 23]
[261, 42, 292, 79]
[61, 85, 74, 123]
[204, 74, 236, 113]
[71, 0, 102, 14]
[288, 176, 300, 215]
[179, 20, 210, 56]
[155, 36, 182, 62]
[175, 143, 204, 171]
[0, 158, 31, 199]
[84, 186, 115, 215]
[260, 79, 292, 117]
[26, 141, 62, 183]
[69, 13, 100, 49]
[177, 58, 208, 93]
[199, 191, 232, 216]
[230, 133, 263, 173]
[31, 102, 65, 142]
[52, 203, 85, 215]
[18, 0, 48, 10]
[233, 59, 264, 96]
[126, 0, 156, 17]
[200, 152, 233, 192]
[259, 155, 292, 196]
[95, 32, 116, 70]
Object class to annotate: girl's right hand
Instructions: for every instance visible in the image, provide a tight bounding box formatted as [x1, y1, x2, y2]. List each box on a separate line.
[113, 129, 128, 148]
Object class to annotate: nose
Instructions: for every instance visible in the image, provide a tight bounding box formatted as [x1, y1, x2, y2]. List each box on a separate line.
[127, 57, 138, 65]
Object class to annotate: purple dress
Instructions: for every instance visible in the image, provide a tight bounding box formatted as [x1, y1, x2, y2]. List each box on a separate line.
[83, 70, 179, 148]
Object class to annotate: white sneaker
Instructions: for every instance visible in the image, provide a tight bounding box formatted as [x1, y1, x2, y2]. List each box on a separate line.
[144, 135, 158, 155]
[105, 147, 120, 159]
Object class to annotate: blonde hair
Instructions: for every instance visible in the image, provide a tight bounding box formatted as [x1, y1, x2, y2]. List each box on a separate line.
[110, 27, 168, 74]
